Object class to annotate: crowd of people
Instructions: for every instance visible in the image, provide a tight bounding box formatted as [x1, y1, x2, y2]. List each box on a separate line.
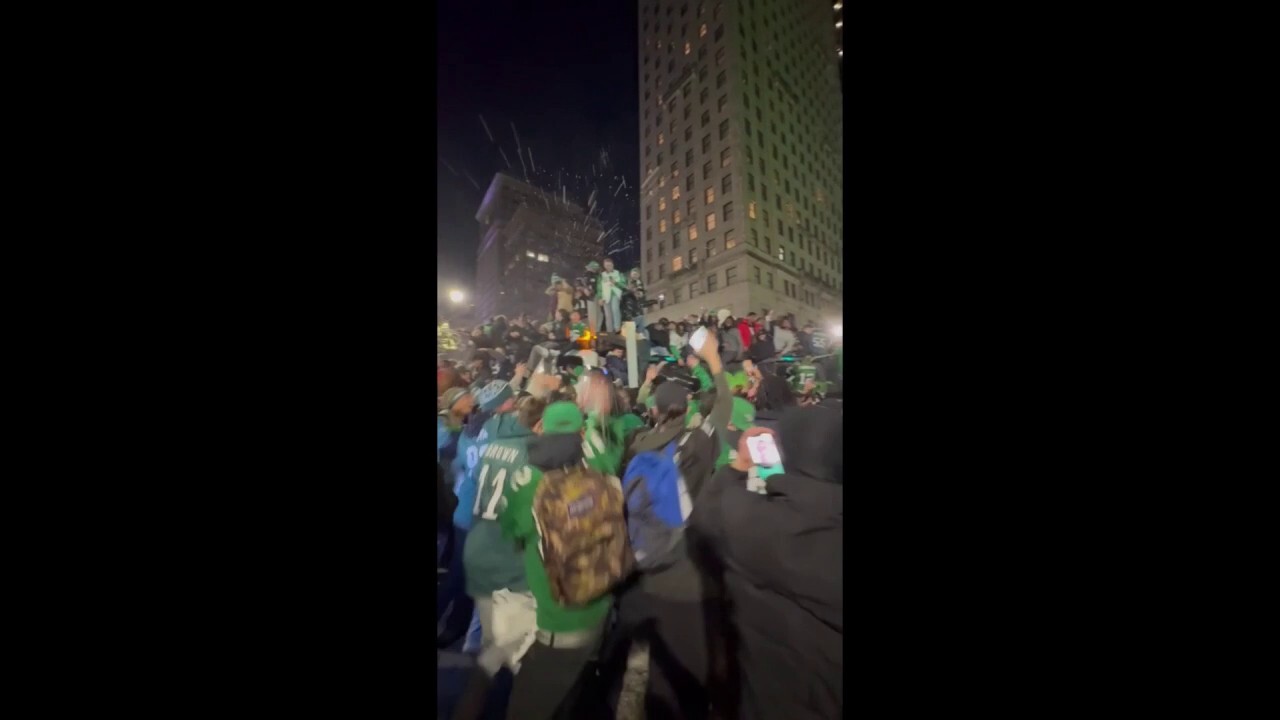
[437, 260, 843, 720]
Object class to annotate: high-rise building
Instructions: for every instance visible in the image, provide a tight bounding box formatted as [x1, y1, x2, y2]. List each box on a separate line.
[474, 173, 606, 322]
[636, 0, 843, 329]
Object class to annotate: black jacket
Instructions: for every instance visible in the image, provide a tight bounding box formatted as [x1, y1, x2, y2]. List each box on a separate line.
[689, 406, 842, 720]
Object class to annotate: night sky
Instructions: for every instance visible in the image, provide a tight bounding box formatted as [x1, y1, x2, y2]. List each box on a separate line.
[437, 0, 640, 293]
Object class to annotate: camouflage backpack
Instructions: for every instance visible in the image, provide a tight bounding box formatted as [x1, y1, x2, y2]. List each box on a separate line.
[533, 466, 633, 606]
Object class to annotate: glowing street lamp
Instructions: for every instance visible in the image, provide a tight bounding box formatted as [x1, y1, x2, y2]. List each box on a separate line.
[448, 289, 465, 304]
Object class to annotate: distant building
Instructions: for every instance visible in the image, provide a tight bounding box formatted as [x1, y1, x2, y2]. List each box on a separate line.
[474, 173, 607, 322]
[636, 0, 843, 327]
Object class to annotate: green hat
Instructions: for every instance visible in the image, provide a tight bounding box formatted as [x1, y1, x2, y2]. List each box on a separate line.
[726, 371, 749, 392]
[730, 397, 755, 430]
[541, 401, 584, 435]
[586, 261, 601, 271]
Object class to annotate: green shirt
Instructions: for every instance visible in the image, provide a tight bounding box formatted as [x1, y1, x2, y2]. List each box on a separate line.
[499, 466, 612, 632]
[569, 322, 588, 342]
[462, 415, 533, 597]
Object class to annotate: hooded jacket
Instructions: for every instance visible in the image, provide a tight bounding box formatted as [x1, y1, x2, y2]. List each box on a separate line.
[719, 322, 744, 364]
[689, 405, 842, 720]
[736, 318, 758, 349]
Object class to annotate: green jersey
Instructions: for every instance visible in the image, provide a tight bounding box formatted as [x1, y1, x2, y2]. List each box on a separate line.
[462, 414, 534, 596]
[499, 466, 612, 633]
[790, 363, 818, 392]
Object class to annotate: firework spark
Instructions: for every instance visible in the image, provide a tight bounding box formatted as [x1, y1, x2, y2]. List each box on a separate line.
[478, 115, 494, 143]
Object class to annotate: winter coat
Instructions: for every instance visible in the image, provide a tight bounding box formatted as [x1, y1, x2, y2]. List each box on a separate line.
[736, 318, 757, 349]
[772, 325, 799, 356]
[719, 324, 744, 364]
[547, 281, 573, 315]
[689, 405, 842, 720]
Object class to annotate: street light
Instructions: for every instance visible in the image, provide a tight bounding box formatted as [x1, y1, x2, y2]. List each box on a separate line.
[448, 289, 465, 304]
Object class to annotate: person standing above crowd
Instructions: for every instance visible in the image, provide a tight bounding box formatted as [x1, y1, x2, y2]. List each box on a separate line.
[624, 268, 646, 329]
[597, 258, 625, 333]
[583, 261, 602, 333]
[690, 406, 843, 720]
[546, 275, 573, 322]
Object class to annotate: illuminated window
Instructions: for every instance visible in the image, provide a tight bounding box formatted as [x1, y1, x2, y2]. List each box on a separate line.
[659, 198, 667, 212]
[658, 133, 664, 145]
[659, 175, 666, 188]
[672, 186, 680, 200]
[705, 187, 715, 204]
[725, 230, 737, 250]
[748, 201, 757, 219]
[673, 209, 682, 224]
[673, 256, 684, 271]
[660, 218, 667, 233]
[685, 42, 691, 55]
[537, 253, 549, 262]
[689, 224, 698, 241]
[526, 250, 536, 258]
[700, 23, 707, 37]
[706, 212, 716, 231]
[778, 246, 785, 262]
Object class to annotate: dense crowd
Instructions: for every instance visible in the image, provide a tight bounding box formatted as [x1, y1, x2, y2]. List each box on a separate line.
[437, 262, 843, 720]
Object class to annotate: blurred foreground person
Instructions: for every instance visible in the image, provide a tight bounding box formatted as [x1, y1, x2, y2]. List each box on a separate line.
[690, 407, 843, 720]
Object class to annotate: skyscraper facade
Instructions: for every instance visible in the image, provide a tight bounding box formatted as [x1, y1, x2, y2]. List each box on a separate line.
[637, 0, 843, 328]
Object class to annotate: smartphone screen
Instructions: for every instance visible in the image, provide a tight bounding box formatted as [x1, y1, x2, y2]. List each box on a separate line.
[747, 433, 782, 467]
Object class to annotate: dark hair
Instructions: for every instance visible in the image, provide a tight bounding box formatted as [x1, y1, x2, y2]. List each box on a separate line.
[755, 374, 797, 412]
[558, 309, 571, 322]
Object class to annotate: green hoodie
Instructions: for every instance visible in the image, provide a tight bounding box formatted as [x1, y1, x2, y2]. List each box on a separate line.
[462, 413, 534, 597]
[500, 464, 611, 632]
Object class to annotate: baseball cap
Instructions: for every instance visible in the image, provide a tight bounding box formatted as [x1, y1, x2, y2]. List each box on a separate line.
[475, 380, 514, 413]
[541, 401, 584, 435]
[653, 381, 691, 413]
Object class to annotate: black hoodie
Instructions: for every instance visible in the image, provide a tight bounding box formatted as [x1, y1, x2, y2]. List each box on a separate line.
[689, 405, 842, 720]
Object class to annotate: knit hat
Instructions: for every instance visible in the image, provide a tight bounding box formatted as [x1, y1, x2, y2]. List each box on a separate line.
[541, 401, 584, 435]
[730, 397, 756, 430]
[475, 380, 514, 413]
[653, 381, 691, 413]
[439, 387, 469, 413]
[716, 308, 732, 325]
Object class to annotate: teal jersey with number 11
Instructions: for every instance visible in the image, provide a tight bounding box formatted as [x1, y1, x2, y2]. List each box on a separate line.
[462, 414, 534, 597]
